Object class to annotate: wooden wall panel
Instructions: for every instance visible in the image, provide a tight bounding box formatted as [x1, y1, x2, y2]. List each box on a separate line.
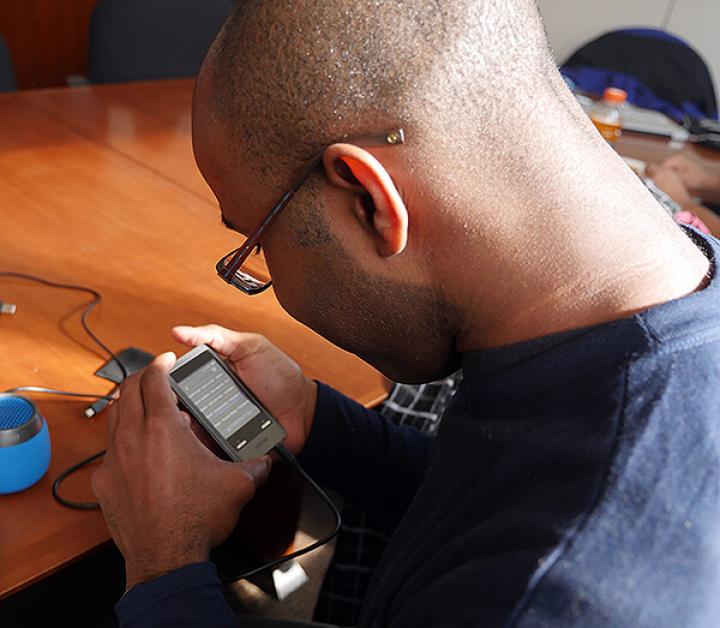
[0, 0, 98, 90]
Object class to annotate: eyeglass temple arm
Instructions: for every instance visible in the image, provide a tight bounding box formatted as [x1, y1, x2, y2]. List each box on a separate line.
[225, 128, 405, 273]
[235, 153, 325, 262]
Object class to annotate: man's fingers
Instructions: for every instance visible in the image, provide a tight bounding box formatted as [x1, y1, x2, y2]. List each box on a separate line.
[646, 163, 660, 178]
[107, 371, 144, 439]
[661, 155, 695, 175]
[172, 324, 233, 354]
[139, 352, 179, 420]
[234, 456, 272, 495]
[172, 325, 204, 347]
[213, 456, 273, 508]
[172, 324, 263, 362]
[187, 414, 227, 457]
[662, 154, 686, 167]
[105, 401, 120, 442]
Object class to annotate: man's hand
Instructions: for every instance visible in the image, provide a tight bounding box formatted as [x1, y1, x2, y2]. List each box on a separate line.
[172, 325, 318, 456]
[92, 353, 272, 590]
[649, 155, 720, 204]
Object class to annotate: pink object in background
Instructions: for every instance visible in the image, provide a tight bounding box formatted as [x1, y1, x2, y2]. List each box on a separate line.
[674, 211, 711, 235]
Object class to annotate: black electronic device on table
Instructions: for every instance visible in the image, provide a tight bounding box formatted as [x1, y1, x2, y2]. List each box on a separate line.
[170, 344, 286, 462]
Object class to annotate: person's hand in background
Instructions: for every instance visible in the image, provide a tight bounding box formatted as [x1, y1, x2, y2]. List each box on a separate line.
[92, 353, 272, 591]
[648, 154, 720, 204]
[172, 325, 318, 457]
[646, 164, 694, 206]
[647, 162, 720, 236]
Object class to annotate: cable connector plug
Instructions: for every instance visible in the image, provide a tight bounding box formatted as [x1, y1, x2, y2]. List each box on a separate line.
[0, 302, 17, 315]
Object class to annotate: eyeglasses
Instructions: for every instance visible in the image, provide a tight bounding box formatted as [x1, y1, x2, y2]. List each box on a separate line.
[215, 128, 406, 295]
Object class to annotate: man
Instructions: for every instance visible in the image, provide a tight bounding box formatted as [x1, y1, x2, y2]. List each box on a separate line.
[91, 1, 720, 626]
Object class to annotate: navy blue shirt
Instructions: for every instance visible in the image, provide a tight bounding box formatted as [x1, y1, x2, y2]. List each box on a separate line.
[117, 230, 720, 627]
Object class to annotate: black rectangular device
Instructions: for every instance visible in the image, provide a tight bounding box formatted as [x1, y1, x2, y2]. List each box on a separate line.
[169, 344, 286, 462]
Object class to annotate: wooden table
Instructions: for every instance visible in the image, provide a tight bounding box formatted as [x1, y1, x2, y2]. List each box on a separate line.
[0, 79, 387, 600]
[616, 130, 720, 167]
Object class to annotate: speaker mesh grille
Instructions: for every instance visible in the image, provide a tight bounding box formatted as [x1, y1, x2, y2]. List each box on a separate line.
[0, 397, 35, 430]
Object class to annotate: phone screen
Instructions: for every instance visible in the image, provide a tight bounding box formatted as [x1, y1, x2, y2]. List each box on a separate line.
[177, 358, 260, 438]
[170, 347, 285, 459]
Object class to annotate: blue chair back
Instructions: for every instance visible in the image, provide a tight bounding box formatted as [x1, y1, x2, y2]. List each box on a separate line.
[0, 35, 16, 92]
[562, 28, 718, 121]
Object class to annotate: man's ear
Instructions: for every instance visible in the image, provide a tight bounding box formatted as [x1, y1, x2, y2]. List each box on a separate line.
[322, 143, 408, 257]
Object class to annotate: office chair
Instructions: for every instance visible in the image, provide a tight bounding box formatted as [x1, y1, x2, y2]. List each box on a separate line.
[0, 35, 17, 92]
[88, 0, 234, 84]
[562, 28, 717, 122]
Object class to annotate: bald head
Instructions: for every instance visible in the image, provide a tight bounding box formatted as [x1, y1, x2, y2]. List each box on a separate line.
[191, 0, 709, 384]
[191, 0, 571, 382]
[205, 0, 554, 179]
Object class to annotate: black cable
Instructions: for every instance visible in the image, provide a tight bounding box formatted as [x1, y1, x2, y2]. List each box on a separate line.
[0, 271, 127, 509]
[0, 271, 128, 381]
[51, 450, 106, 510]
[220, 443, 342, 583]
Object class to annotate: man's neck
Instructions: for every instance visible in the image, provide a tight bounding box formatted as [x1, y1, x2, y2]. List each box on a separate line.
[423, 85, 712, 354]
[453, 217, 709, 353]
[444, 152, 711, 353]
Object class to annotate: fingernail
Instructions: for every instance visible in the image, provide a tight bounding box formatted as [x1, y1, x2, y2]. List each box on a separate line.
[157, 352, 177, 366]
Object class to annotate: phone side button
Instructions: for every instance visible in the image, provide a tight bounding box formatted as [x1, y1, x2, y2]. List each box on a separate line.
[235, 440, 248, 450]
[260, 420, 272, 430]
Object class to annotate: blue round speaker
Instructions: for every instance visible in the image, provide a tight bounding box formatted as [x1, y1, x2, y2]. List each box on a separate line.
[0, 395, 51, 494]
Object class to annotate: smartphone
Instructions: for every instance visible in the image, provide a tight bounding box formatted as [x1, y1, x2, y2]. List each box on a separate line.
[169, 344, 286, 462]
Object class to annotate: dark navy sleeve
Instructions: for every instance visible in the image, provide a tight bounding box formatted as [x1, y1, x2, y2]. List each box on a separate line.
[298, 382, 433, 528]
[116, 384, 432, 626]
[115, 562, 236, 627]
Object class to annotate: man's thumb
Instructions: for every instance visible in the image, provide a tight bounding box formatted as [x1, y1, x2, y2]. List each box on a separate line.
[238, 456, 272, 490]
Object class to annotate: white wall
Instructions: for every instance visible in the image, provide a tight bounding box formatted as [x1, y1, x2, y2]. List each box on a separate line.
[537, 0, 720, 105]
[666, 0, 720, 100]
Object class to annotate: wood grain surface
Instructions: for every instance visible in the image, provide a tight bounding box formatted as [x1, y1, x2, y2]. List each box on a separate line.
[0, 80, 387, 599]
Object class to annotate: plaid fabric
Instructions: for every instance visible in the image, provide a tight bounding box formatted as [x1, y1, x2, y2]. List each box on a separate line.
[644, 177, 682, 216]
[313, 373, 462, 626]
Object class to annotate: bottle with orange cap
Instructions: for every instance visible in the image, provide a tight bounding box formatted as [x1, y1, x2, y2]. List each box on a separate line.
[591, 87, 628, 143]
